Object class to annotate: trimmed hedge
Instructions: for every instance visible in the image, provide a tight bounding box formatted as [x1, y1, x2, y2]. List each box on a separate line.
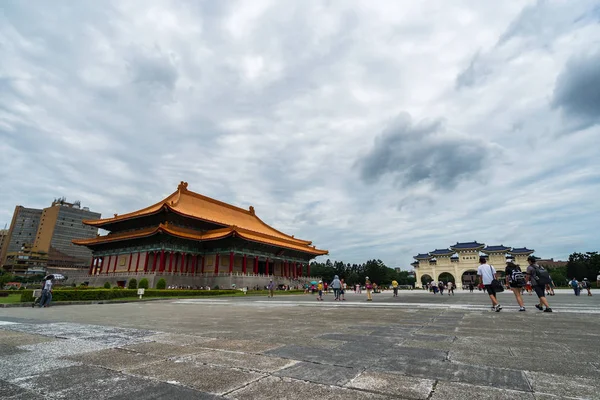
[21, 289, 239, 302]
[19, 288, 306, 303]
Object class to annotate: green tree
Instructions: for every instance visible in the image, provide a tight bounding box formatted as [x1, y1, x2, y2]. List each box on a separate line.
[127, 278, 138, 289]
[103, 281, 111, 289]
[566, 252, 600, 281]
[156, 278, 166, 289]
[138, 278, 149, 289]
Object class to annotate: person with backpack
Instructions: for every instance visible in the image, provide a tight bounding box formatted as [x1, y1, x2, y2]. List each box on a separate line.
[570, 278, 580, 296]
[477, 256, 502, 312]
[582, 278, 592, 296]
[505, 261, 526, 311]
[526, 255, 552, 312]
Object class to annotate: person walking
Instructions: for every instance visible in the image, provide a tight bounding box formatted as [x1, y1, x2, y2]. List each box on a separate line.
[267, 279, 275, 298]
[526, 256, 553, 312]
[582, 278, 592, 296]
[317, 281, 324, 301]
[505, 260, 526, 311]
[447, 281, 454, 295]
[331, 275, 342, 300]
[439, 281, 445, 295]
[570, 278, 580, 296]
[477, 256, 502, 312]
[468, 282, 474, 293]
[391, 279, 399, 297]
[365, 277, 373, 301]
[39, 277, 54, 308]
[339, 279, 346, 300]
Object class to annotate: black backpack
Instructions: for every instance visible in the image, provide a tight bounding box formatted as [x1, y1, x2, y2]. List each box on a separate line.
[533, 265, 551, 286]
[511, 267, 526, 287]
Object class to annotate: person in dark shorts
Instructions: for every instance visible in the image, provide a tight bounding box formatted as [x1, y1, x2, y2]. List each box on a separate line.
[526, 256, 552, 312]
[505, 260, 526, 311]
[477, 256, 502, 312]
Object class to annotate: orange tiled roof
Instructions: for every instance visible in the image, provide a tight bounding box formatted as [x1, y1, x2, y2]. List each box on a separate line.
[73, 223, 328, 256]
[84, 182, 312, 246]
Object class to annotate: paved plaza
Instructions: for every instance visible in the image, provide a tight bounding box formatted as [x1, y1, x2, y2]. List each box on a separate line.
[1, 289, 599, 399]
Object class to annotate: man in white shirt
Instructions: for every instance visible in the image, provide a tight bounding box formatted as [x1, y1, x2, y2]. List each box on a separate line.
[477, 256, 502, 312]
[39, 277, 53, 308]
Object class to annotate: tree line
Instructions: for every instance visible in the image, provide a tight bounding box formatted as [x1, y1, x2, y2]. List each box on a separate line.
[309, 259, 415, 286]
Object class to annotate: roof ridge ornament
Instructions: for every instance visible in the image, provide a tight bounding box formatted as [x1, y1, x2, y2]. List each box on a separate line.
[177, 181, 189, 192]
[249, 206, 255, 215]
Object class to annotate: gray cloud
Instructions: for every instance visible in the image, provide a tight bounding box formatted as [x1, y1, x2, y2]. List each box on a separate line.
[358, 113, 495, 189]
[552, 51, 600, 128]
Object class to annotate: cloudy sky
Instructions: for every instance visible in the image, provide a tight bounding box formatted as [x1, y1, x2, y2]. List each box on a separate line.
[1, 0, 599, 268]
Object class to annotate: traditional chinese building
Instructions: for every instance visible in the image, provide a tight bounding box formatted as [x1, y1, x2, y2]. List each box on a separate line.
[413, 241, 535, 287]
[72, 182, 327, 288]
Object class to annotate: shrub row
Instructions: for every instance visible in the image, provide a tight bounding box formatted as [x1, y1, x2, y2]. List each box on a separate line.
[20, 289, 245, 302]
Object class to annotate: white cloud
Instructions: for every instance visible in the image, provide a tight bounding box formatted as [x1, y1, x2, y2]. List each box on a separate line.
[1, 0, 599, 268]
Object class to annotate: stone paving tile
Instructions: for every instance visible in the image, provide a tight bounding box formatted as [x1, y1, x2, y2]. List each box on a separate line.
[121, 341, 205, 357]
[0, 354, 80, 381]
[265, 344, 380, 368]
[450, 352, 600, 379]
[525, 371, 600, 399]
[273, 361, 360, 386]
[15, 365, 154, 400]
[0, 343, 27, 356]
[107, 381, 225, 400]
[20, 338, 111, 358]
[198, 339, 283, 353]
[0, 379, 31, 398]
[64, 348, 164, 371]
[410, 333, 456, 342]
[431, 381, 535, 400]
[183, 350, 297, 373]
[127, 359, 265, 395]
[372, 358, 531, 392]
[346, 371, 434, 399]
[401, 340, 457, 351]
[227, 375, 389, 400]
[318, 333, 401, 345]
[145, 332, 217, 346]
[0, 331, 55, 346]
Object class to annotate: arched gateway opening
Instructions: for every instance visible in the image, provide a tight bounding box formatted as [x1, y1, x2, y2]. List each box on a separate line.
[438, 272, 455, 283]
[421, 274, 433, 287]
[461, 270, 478, 289]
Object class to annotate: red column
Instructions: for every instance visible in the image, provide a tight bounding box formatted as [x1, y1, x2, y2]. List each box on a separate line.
[265, 258, 269, 275]
[113, 255, 119, 273]
[159, 250, 165, 272]
[284, 261, 288, 277]
[191, 255, 197, 274]
[254, 256, 258, 274]
[104, 256, 111, 274]
[180, 253, 186, 274]
[214, 254, 220, 274]
[88, 257, 95, 275]
[201, 256, 205, 273]
[242, 254, 247, 275]
[135, 252, 141, 273]
[127, 253, 133, 272]
[229, 252, 234, 274]
[295, 262, 299, 278]
[152, 252, 158, 272]
[307, 263, 310, 277]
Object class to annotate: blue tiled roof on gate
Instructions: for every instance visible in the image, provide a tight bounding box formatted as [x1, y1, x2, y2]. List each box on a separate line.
[414, 253, 432, 260]
[429, 248, 455, 256]
[450, 241, 485, 250]
[509, 247, 534, 254]
[483, 245, 512, 252]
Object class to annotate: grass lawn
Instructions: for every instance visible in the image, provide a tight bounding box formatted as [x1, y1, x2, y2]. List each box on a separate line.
[0, 294, 23, 304]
